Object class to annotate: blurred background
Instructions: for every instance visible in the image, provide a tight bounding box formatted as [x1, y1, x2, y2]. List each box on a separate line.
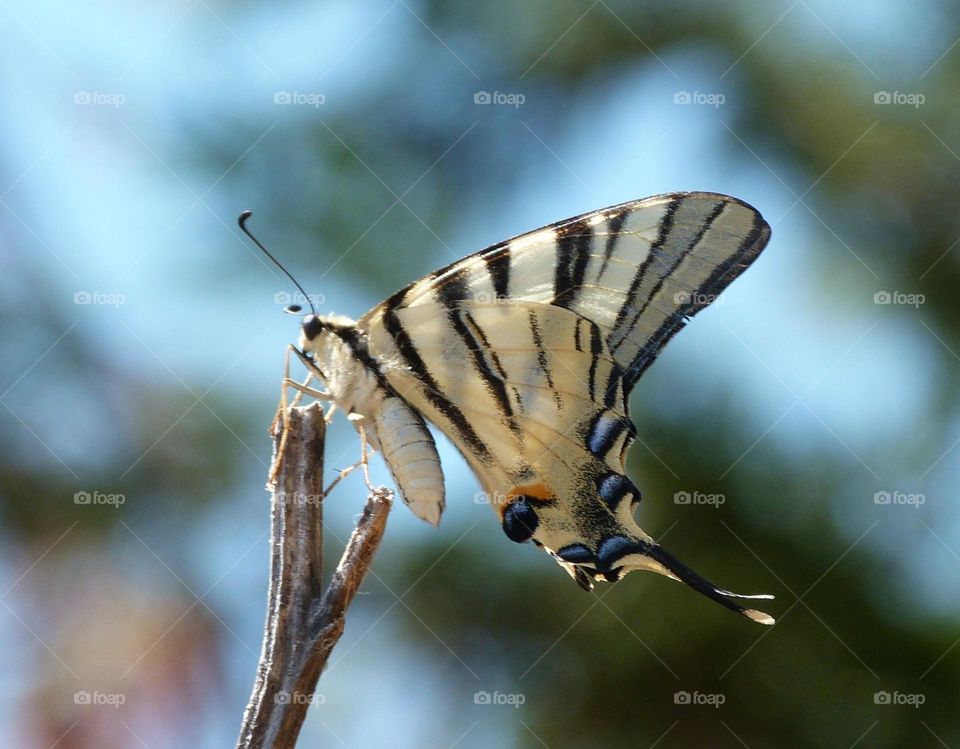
[2, 1, 958, 746]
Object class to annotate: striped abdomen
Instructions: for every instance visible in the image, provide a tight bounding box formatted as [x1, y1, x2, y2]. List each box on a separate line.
[371, 393, 445, 526]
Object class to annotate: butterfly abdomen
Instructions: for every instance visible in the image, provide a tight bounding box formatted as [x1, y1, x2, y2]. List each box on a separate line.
[371, 394, 445, 526]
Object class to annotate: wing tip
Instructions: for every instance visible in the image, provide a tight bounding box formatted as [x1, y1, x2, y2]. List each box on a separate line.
[743, 608, 776, 626]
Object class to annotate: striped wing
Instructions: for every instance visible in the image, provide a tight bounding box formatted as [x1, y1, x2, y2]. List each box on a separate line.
[362, 299, 632, 495]
[357, 192, 774, 623]
[362, 192, 770, 394]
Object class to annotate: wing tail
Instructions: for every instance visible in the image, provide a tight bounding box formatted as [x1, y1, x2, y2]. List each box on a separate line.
[644, 543, 775, 625]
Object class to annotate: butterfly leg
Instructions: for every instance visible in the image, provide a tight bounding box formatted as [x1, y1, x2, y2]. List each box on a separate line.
[323, 457, 363, 496]
[271, 347, 333, 480]
[284, 376, 334, 402]
[348, 414, 377, 493]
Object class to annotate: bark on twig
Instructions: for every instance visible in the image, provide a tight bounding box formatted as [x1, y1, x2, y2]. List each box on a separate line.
[237, 403, 392, 749]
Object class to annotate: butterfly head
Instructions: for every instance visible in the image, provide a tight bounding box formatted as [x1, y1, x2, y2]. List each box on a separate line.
[299, 311, 323, 342]
[284, 305, 326, 368]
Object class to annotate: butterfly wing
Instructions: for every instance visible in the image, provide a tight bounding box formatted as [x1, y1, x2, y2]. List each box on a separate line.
[357, 192, 774, 623]
[365, 192, 770, 390]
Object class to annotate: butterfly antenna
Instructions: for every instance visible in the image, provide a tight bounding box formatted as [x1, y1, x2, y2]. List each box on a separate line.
[238, 210, 317, 317]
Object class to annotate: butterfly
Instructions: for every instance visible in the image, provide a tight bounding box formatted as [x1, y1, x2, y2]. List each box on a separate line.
[256, 191, 775, 624]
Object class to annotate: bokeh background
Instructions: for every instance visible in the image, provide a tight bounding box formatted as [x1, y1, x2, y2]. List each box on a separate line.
[2, 1, 959, 747]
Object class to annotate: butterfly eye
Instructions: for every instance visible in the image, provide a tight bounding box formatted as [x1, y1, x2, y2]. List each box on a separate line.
[502, 496, 539, 543]
[302, 315, 322, 340]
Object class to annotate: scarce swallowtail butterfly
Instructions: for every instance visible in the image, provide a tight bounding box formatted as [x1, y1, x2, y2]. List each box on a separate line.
[245, 191, 775, 625]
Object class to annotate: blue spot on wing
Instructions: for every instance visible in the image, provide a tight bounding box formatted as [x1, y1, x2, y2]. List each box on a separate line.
[596, 535, 651, 572]
[597, 473, 638, 512]
[556, 543, 595, 564]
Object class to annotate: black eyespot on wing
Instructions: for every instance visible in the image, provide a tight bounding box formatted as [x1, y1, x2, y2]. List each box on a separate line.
[302, 315, 322, 340]
[596, 534, 651, 572]
[556, 543, 595, 564]
[502, 497, 539, 543]
[596, 473, 638, 512]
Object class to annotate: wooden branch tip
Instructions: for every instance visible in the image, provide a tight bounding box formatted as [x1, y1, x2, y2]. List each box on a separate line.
[237, 404, 393, 749]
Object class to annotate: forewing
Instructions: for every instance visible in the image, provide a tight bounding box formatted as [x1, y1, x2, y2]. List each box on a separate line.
[360, 192, 770, 393]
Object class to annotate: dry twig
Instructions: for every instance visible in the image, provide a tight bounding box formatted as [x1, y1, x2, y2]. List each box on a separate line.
[237, 403, 392, 748]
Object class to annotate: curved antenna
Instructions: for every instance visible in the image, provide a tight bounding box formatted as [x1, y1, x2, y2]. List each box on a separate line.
[238, 210, 317, 317]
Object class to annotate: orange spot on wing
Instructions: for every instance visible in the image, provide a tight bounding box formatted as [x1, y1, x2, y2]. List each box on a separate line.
[512, 482, 553, 501]
[491, 482, 555, 519]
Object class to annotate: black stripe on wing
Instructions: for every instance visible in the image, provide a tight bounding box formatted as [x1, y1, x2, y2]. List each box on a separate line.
[554, 219, 593, 309]
[597, 211, 628, 281]
[436, 270, 520, 432]
[528, 308, 563, 411]
[485, 249, 511, 300]
[382, 293, 492, 462]
[608, 197, 682, 352]
[621, 206, 770, 390]
[611, 199, 726, 356]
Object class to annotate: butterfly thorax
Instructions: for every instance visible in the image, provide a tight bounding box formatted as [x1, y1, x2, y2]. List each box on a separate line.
[298, 314, 386, 417]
